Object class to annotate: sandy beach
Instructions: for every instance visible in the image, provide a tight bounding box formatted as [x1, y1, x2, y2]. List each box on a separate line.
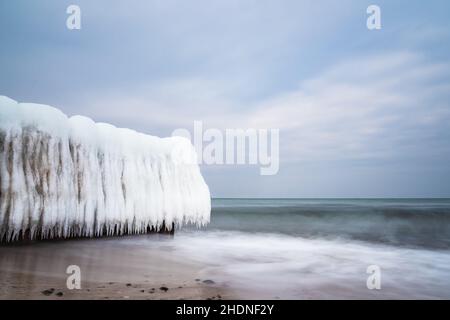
[0, 234, 230, 300]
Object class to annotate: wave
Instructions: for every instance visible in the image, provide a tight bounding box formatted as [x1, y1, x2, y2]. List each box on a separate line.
[204, 199, 450, 249]
[175, 230, 450, 299]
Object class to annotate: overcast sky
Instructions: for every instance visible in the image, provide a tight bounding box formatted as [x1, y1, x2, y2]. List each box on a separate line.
[1, 0, 450, 197]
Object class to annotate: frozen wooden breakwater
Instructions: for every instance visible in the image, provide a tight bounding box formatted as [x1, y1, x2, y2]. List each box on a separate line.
[0, 96, 210, 242]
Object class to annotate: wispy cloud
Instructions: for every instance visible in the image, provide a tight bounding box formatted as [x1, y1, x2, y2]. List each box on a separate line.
[82, 52, 450, 167]
[248, 52, 450, 163]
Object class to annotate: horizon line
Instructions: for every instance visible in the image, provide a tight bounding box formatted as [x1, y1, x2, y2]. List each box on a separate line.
[211, 197, 450, 200]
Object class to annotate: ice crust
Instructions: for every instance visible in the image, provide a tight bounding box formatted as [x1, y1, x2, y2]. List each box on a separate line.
[0, 96, 210, 242]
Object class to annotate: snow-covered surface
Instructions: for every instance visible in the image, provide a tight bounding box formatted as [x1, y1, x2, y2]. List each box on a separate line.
[0, 96, 210, 242]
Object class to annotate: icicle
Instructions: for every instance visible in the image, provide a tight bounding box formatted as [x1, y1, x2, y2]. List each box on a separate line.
[0, 96, 211, 242]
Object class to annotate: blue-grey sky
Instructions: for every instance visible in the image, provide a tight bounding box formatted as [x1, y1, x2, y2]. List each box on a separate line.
[1, 0, 450, 197]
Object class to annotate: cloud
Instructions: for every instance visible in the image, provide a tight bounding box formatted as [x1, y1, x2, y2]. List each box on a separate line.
[81, 51, 450, 168]
[248, 52, 450, 163]
[2, 0, 450, 196]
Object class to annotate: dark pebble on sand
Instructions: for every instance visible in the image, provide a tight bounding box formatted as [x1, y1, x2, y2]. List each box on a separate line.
[203, 280, 215, 284]
[140, 290, 145, 293]
[159, 286, 169, 292]
[126, 283, 132, 287]
[41, 288, 55, 296]
[56, 292, 64, 297]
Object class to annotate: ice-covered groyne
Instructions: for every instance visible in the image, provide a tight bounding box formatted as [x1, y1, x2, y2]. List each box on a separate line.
[0, 96, 210, 242]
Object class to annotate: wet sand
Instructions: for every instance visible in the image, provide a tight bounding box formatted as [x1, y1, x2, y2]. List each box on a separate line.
[0, 234, 230, 300]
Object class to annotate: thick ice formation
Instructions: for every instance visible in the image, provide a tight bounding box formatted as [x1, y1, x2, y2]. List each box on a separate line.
[0, 96, 210, 242]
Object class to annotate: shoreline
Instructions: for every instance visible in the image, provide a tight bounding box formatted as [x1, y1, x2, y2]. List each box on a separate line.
[0, 234, 230, 300]
[2, 227, 450, 300]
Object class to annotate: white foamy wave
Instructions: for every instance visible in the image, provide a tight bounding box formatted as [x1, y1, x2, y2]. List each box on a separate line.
[174, 230, 450, 299]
